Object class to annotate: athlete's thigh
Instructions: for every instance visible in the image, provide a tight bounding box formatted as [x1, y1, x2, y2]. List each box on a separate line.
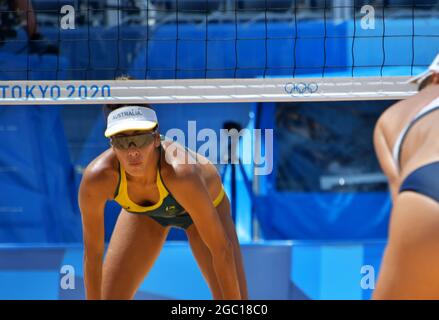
[102, 209, 169, 299]
[374, 192, 439, 299]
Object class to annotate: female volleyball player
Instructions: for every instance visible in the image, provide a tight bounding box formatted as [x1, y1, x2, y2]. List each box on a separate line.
[78, 104, 248, 300]
[373, 54, 439, 299]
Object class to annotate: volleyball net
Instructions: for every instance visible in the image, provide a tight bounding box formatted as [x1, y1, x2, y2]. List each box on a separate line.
[0, 0, 438, 104]
[0, 0, 438, 243]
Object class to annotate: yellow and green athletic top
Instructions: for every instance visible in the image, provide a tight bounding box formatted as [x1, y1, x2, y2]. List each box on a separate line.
[113, 145, 225, 229]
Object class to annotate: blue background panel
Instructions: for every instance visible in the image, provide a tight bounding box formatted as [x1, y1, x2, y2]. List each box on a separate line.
[0, 241, 386, 300]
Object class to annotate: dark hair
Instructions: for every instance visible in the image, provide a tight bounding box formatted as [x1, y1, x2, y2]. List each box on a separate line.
[102, 75, 156, 126]
[418, 74, 433, 91]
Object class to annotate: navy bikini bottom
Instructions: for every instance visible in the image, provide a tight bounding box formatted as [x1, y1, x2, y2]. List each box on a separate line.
[399, 161, 439, 203]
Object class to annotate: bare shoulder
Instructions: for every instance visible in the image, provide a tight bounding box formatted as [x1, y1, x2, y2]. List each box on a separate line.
[161, 148, 198, 182]
[80, 149, 119, 200]
[374, 98, 415, 147]
[377, 88, 437, 132]
[377, 99, 406, 129]
[160, 140, 213, 184]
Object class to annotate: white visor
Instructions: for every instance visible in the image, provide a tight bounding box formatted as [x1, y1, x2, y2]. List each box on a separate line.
[408, 53, 439, 84]
[105, 106, 158, 138]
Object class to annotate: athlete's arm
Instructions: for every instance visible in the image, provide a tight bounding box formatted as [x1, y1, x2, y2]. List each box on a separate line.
[168, 166, 241, 300]
[78, 165, 113, 300]
[374, 120, 400, 202]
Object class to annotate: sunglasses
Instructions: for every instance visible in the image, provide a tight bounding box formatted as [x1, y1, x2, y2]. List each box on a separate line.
[110, 132, 156, 150]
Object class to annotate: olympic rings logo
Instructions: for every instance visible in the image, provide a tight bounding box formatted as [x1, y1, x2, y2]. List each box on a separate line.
[284, 82, 319, 95]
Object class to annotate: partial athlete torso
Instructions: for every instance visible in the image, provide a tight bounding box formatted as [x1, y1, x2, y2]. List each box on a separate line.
[379, 84, 439, 182]
[88, 136, 225, 228]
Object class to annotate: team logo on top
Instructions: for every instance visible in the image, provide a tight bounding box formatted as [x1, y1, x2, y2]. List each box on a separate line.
[165, 205, 177, 215]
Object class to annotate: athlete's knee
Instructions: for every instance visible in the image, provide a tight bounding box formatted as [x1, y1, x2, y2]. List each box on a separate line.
[101, 272, 136, 300]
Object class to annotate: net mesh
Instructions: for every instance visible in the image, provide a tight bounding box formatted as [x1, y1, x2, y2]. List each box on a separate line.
[0, 0, 438, 103]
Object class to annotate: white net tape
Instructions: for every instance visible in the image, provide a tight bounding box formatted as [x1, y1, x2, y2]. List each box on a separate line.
[0, 76, 416, 105]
